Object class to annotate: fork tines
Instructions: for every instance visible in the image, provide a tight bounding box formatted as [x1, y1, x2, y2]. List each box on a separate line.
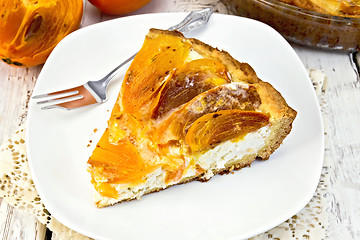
[32, 85, 99, 110]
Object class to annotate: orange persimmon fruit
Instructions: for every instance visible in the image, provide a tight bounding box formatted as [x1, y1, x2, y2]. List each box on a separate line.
[185, 110, 270, 152]
[88, 0, 152, 15]
[0, 0, 83, 67]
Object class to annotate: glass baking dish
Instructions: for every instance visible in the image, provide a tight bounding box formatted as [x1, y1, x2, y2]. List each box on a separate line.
[223, 0, 360, 52]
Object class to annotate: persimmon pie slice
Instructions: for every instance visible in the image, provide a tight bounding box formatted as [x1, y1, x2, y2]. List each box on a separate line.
[88, 29, 297, 208]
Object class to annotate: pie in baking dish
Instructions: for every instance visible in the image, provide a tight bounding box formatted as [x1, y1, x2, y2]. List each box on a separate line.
[279, 0, 360, 17]
[87, 29, 297, 208]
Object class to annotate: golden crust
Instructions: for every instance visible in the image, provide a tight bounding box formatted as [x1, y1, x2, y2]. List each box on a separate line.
[149, 29, 295, 118]
[149, 28, 259, 83]
[148, 29, 296, 120]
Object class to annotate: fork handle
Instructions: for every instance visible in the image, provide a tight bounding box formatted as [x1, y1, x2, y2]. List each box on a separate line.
[168, 8, 213, 35]
[93, 8, 213, 93]
[101, 52, 137, 87]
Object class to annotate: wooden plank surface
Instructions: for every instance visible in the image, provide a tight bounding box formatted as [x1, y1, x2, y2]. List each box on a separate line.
[294, 46, 360, 240]
[0, 200, 47, 240]
[1, 0, 360, 239]
[0, 64, 43, 240]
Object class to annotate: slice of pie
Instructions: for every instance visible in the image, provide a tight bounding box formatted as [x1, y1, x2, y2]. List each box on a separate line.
[87, 29, 297, 208]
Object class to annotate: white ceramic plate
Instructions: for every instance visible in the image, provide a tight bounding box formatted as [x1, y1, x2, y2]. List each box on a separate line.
[27, 13, 324, 240]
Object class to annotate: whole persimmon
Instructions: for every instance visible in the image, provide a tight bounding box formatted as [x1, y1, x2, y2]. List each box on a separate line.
[89, 0, 152, 15]
[0, 0, 83, 67]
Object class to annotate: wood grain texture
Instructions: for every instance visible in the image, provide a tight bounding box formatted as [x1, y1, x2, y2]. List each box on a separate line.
[0, 64, 42, 240]
[0, 65, 40, 142]
[0, 191, 46, 240]
[1, 0, 359, 239]
[294, 44, 360, 240]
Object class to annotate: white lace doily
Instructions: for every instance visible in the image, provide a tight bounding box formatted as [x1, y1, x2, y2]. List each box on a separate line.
[0, 69, 328, 240]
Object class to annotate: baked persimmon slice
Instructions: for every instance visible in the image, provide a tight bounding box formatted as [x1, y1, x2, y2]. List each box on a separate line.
[151, 58, 231, 119]
[155, 83, 262, 143]
[185, 110, 270, 152]
[88, 129, 154, 185]
[120, 33, 191, 119]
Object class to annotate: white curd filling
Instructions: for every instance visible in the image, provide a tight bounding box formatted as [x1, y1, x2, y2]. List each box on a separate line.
[96, 125, 270, 205]
[194, 125, 270, 180]
[185, 49, 204, 62]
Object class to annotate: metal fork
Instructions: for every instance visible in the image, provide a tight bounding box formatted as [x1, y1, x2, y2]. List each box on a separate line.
[32, 8, 213, 110]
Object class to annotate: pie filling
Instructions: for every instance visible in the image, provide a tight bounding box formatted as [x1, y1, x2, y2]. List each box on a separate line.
[279, 0, 360, 17]
[88, 31, 275, 203]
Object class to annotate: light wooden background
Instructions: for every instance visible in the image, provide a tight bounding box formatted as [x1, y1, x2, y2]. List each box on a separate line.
[1, 0, 360, 239]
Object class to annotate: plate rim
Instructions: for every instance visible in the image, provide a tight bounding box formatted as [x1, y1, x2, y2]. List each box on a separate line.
[26, 12, 324, 240]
